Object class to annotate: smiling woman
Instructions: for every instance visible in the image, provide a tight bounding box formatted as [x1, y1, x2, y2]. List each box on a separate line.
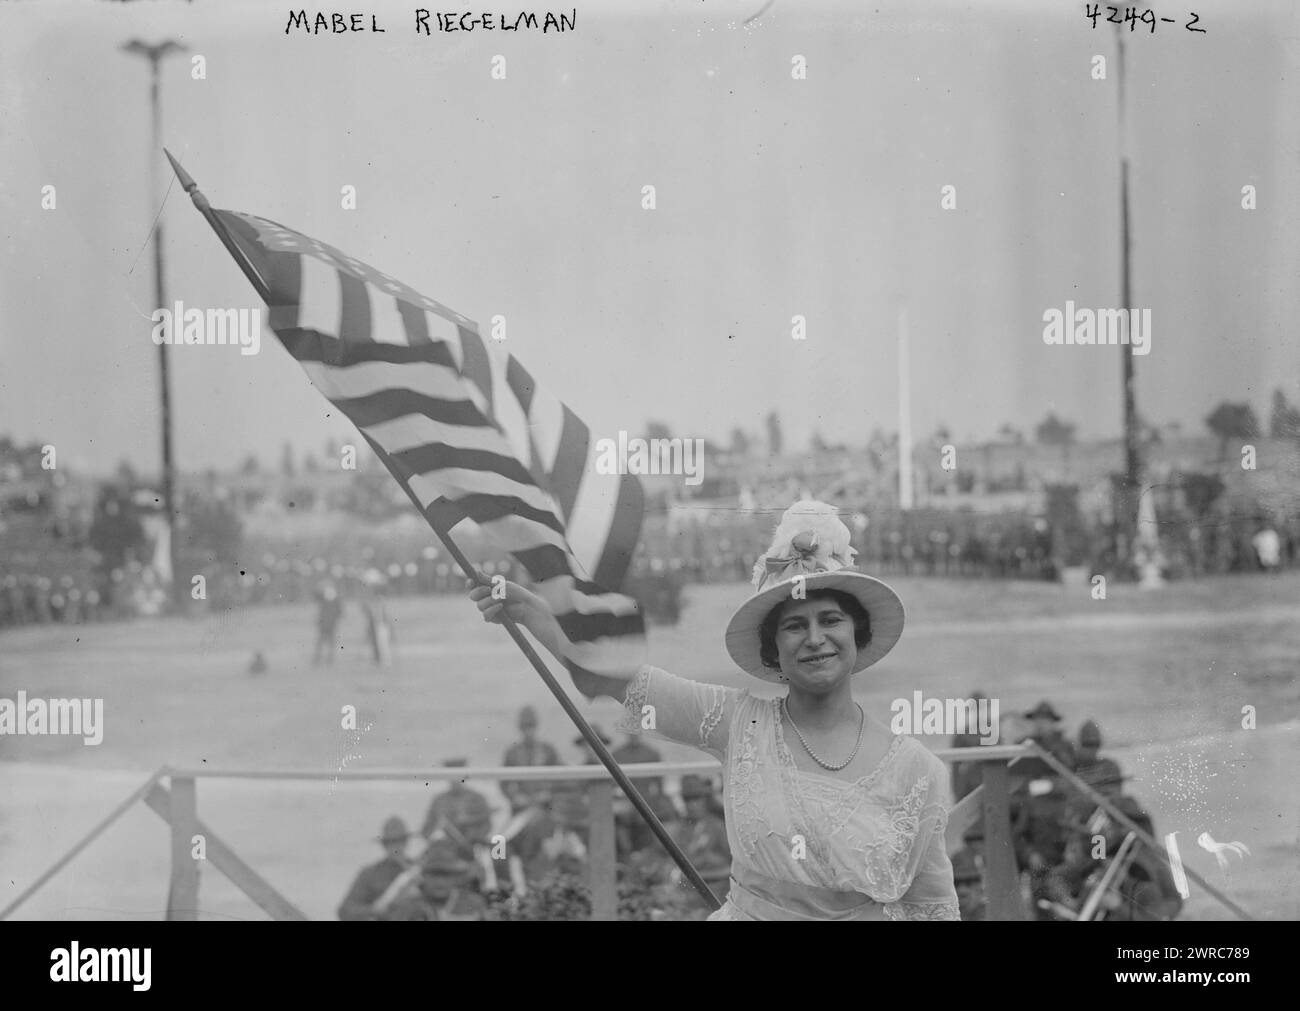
[469, 499, 960, 921]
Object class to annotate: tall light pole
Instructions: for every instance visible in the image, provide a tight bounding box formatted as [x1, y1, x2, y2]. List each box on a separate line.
[1114, 24, 1142, 565]
[122, 38, 186, 607]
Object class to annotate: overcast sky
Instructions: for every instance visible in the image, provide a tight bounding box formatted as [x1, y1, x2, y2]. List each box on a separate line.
[1, 0, 1297, 476]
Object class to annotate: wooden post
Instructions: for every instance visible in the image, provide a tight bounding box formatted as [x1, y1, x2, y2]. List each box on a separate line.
[145, 784, 307, 921]
[167, 775, 200, 921]
[588, 781, 617, 921]
[980, 761, 1024, 921]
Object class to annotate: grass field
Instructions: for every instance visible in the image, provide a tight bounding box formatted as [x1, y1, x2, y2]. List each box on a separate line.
[2, 571, 1298, 920]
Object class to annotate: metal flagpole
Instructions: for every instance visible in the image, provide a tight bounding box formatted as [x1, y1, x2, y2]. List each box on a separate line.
[1114, 24, 1142, 565]
[164, 151, 720, 911]
[123, 40, 187, 607]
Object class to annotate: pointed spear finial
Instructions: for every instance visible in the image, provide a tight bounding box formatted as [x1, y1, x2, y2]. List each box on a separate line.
[164, 148, 211, 212]
[164, 148, 194, 190]
[163, 149, 270, 301]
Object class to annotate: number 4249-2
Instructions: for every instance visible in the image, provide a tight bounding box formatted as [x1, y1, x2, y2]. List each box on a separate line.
[1085, 5, 1206, 34]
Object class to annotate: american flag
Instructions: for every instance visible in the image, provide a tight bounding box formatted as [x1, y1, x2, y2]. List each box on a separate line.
[212, 209, 646, 678]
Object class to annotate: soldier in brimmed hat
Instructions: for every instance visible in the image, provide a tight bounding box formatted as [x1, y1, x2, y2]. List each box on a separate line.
[1022, 700, 1077, 771]
[1024, 700, 1062, 722]
[386, 837, 488, 921]
[421, 758, 494, 849]
[469, 500, 958, 920]
[500, 705, 561, 813]
[337, 816, 414, 921]
[1072, 719, 1124, 794]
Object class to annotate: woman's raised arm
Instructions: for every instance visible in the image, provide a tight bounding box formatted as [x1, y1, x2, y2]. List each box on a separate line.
[465, 577, 629, 703]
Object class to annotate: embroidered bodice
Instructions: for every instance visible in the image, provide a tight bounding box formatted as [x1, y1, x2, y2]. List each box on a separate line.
[616, 665, 960, 921]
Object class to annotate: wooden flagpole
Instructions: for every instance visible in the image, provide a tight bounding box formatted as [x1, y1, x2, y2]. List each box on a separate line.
[164, 151, 720, 911]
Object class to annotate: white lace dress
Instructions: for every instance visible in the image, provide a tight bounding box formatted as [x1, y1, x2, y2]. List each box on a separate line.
[617, 665, 960, 921]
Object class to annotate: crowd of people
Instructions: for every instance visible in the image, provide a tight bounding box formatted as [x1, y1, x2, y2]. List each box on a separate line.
[337, 706, 731, 921]
[338, 695, 1182, 922]
[0, 562, 170, 629]
[949, 700, 1183, 922]
[4, 506, 1296, 634]
[840, 514, 1299, 583]
[1, 573, 106, 627]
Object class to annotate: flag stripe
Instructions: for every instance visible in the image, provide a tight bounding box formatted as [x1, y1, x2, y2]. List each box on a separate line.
[362, 414, 513, 456]
[564, 440, 620, 576]
[301, 359, 467, 405]
[422, 496, 468, 534]
[392, 443, 537, 489]
[542, 580, 642, 615]
[397, 300, 433, 346]
[593, 475, 643, 589]
[511, 545, 573, 582]
[337, 273, 371, 343]
[557, 611, 644, 641]
[457, 325, 494, 416]
[527, 386, 567, 479]
[298, 256, 342, 339]
[331, 390, 491, 430]
[264, 246, 303, 331]
[444, 495, 567, 536]
[426, 310, 464, 353]
[369, 289, 411, 347]
[550, 405, 589, 522]
[283, 329, 458, 369]
[408, 469, 558, 516]
[506, 355, 535, 415]
[489, 344, 534, 472]
[473, 514, 573, 558]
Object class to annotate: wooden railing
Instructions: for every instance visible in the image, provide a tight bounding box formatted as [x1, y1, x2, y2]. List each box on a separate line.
[2, 746, 1036, 921]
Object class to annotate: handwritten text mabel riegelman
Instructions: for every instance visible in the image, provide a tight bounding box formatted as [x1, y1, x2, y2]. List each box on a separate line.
[286, 10, 578, 34]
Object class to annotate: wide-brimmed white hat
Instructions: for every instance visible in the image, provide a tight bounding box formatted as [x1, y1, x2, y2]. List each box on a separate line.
[724, 501, 905, 682]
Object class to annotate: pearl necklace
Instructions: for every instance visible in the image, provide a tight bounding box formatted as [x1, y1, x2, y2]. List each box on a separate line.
[782, 700, 865, 772]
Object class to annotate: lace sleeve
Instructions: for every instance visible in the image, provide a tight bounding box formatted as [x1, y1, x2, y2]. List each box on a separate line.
[614, 665, 740, 759]
[884, 756, 961, 921]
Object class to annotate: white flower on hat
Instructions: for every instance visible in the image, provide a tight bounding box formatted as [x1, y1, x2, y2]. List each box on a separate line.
[751, 500, 858, 590]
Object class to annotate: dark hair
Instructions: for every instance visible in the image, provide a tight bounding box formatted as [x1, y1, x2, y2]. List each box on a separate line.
[758, 589, 872, 671]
